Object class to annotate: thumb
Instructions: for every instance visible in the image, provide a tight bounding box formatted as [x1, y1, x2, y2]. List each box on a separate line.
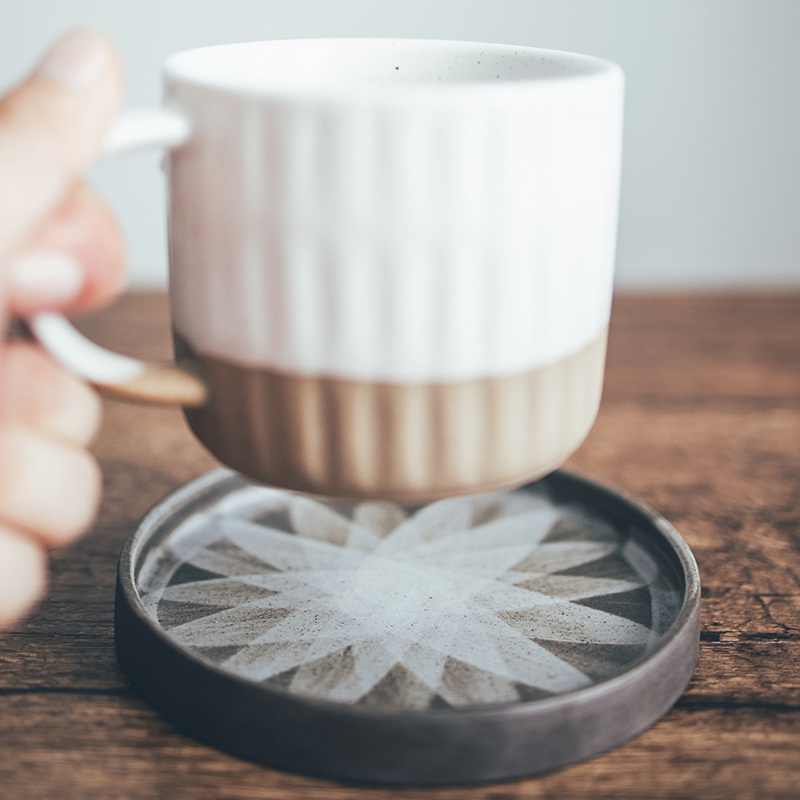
[0, 30, 122, 262]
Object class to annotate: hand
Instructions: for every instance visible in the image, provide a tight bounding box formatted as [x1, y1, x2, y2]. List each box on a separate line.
[0, 31, 124, 628]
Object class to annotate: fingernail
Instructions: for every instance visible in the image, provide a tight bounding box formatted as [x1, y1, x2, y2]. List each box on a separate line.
[9, 251, 84, 304]
[35, 30, 110, 89]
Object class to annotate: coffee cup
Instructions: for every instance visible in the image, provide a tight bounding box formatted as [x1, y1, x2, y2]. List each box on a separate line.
[33, 38, 624, 502]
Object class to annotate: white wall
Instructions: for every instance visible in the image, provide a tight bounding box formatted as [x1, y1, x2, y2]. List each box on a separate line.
[1, 1, 798, 288]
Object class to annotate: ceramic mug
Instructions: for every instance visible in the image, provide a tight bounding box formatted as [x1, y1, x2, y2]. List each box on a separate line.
[34, 39, 625, 501]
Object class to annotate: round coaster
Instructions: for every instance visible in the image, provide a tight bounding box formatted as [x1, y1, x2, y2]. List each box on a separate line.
[115, 468, 700, 785]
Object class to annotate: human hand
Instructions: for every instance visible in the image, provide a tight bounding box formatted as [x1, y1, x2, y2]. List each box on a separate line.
[0, 30, 124, 627]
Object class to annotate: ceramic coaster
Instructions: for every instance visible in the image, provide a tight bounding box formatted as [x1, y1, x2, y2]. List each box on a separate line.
[115, 468, 700, 785]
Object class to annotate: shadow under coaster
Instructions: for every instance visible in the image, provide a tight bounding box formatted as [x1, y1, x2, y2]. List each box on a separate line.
[115, 468, 700, 786]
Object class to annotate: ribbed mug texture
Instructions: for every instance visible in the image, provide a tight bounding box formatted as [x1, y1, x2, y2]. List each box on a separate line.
[164, 40, 624, 497]
[182, 330, 606, 501]
[167, 57, 622, 382]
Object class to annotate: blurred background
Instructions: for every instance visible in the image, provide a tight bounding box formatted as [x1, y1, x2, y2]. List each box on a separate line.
[1, 0, 798, 289]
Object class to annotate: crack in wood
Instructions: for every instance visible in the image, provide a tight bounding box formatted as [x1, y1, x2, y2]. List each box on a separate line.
[0, 687, 135, 696]
[676, 698, 800, 712]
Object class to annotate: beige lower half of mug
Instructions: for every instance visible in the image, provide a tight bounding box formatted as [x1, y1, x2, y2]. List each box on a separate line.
[182, 330, 607, 502]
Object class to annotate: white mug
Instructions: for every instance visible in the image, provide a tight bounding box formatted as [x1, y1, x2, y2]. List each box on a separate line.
[34, 39, 624, 501]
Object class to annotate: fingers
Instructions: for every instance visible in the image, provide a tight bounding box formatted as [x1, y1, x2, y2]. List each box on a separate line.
[0, 31, 120, 629]
[0, 524, 47, 628]
[7, 182, 125, 315]
[0, 30, 122, 261]
[0, 343, 102, 549]
[0, 425, 101, 549]
[0, 342, 102, 445]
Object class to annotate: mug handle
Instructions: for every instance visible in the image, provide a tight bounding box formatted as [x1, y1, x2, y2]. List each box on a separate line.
[27, 109, 208, 407]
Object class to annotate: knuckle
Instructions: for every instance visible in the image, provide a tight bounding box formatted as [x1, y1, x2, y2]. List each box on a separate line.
[0, 425, 101, 547]
[1, 343, 101, 444]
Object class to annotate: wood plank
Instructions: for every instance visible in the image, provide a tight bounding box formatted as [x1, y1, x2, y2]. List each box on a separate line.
[4, 400, 800, 698]
[604, 294, 800, 405]
[3, 293, 800, 701]
[1, 292, 799, 798]
[0, 694, 798, 800]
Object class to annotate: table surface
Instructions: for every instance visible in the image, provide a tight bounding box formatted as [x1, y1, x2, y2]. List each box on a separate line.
[1, 292, 799, 800]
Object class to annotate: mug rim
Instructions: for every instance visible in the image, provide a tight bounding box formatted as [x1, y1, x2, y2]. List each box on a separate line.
[163, 38, 622, 101]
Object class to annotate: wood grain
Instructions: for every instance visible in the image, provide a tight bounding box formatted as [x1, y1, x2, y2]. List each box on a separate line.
[0, 697, 797, 800]
[1, 292, 799, 798]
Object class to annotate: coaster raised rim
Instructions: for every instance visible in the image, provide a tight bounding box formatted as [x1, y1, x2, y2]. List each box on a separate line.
[115, 468, 700, 786]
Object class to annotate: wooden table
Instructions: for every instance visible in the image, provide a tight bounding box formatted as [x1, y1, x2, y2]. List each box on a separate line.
[1, 293, 799, 799]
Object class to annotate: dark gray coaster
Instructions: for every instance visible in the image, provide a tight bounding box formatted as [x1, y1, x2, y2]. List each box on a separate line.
[115, 468, 700, 785]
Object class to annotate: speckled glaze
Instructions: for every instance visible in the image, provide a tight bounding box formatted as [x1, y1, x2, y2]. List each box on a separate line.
[152, 39, 625, 497]
[165, 39, 624, 383]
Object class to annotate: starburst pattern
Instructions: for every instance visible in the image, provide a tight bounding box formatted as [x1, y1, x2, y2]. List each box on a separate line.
[137, 480, 681, 710]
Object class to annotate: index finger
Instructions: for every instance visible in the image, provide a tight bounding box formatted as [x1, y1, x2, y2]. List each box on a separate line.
[0, 30, 122, 262]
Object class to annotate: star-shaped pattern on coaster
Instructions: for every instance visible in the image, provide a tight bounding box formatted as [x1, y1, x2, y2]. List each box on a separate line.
[139, 484, 669, 710]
